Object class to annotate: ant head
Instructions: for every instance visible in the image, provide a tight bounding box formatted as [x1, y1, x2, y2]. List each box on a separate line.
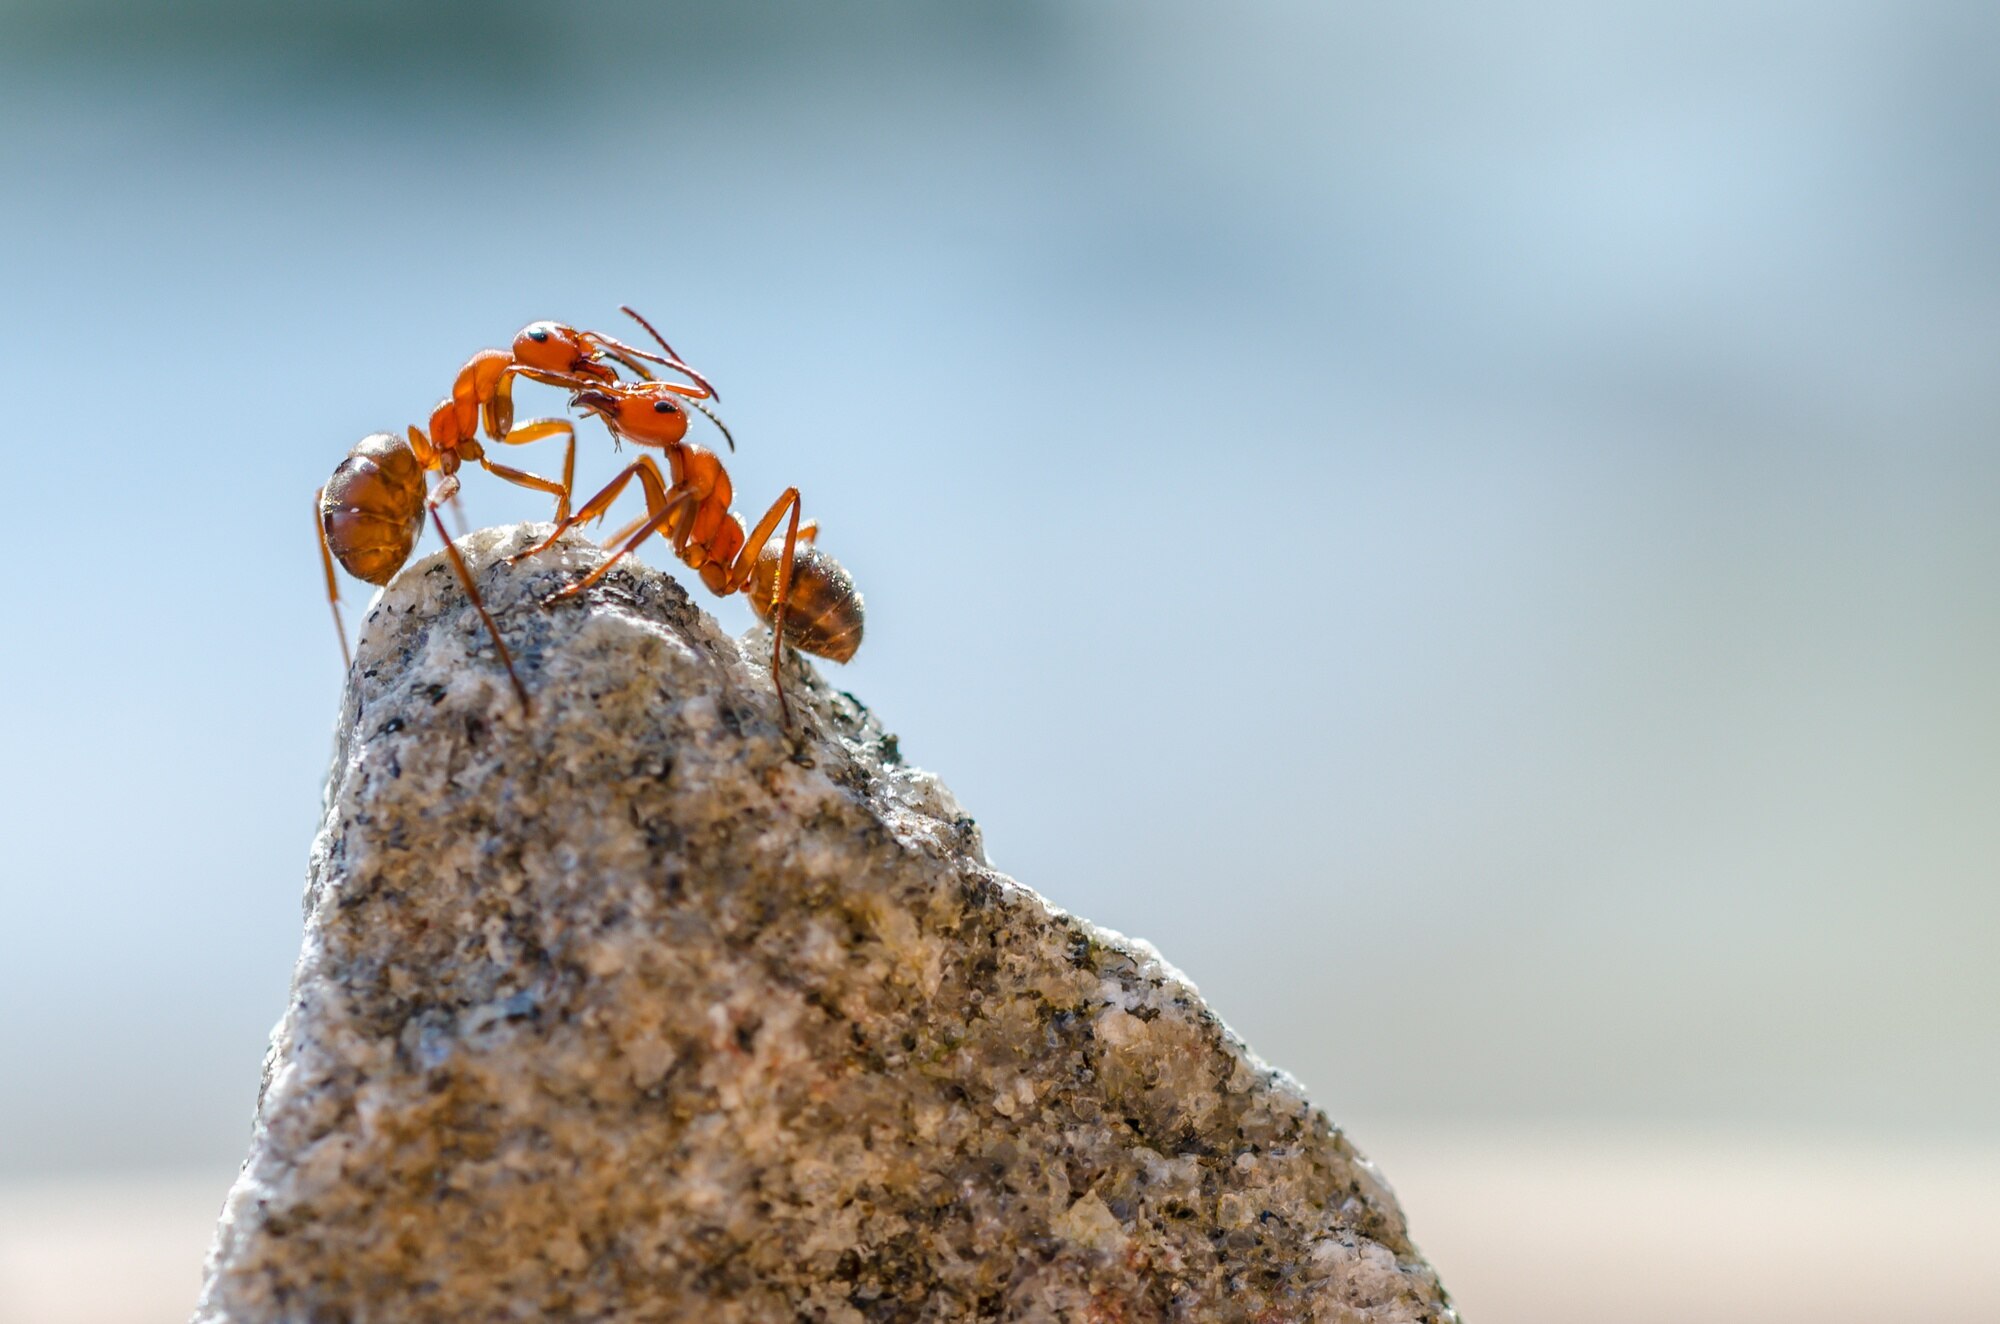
[512, 321, 596, 375]
[570, 383, 691, 447]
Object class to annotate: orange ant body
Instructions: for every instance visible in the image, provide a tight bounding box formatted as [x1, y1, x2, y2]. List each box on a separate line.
[506, 375, 864, 725]
[315, 312, 729, 710]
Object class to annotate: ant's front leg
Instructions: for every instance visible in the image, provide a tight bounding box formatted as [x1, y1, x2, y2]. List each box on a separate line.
[542, 483, 701, 606]
[478, 418, 578, 521]
[506, 456, 674, 566]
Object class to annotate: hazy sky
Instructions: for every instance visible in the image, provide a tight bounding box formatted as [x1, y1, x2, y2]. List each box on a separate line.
[2, 1, 1997, 1177]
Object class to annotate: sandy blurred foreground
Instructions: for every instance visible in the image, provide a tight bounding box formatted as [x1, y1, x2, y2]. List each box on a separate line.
[1369, 1128, 2000, 1324]
[3, 1129, 1994, 1324]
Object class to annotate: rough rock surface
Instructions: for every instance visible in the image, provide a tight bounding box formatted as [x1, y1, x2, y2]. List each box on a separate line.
[195, 525, 1456, 1323]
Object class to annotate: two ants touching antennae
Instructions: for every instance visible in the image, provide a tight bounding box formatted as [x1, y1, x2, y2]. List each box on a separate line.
[314, 308, 861, 723]
[314, 309, 732, 705]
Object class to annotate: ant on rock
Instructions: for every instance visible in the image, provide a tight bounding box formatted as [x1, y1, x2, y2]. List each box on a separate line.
[314, 311, 728, 709]
[504, 374, 863, 726]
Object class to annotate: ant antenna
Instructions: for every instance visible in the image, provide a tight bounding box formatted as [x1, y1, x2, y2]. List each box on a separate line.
[620, 304, 681, 361]
[619, 304, 723, 402]
[603, 345, 658, 383]
[590, 333, 723, 402]
[684, 396, 736, 452]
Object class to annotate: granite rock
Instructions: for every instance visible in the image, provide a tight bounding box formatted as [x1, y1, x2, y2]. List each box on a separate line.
[195, 525, 1456, 1323]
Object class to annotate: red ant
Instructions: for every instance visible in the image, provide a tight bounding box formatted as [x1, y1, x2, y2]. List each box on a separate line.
[314, 311, 730, 710]
[505, 376, 863, 725]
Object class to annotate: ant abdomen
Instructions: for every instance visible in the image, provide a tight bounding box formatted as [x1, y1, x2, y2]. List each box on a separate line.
[320, 433, 427, 586]
[751, 543, 864, 663]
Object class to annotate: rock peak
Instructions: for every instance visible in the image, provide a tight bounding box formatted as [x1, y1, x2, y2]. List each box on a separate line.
[196, 525, 1455, 1323]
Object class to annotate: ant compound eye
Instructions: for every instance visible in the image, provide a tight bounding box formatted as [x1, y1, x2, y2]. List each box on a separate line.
[653, 400, 679, 414]
[529, 328, 550, 343]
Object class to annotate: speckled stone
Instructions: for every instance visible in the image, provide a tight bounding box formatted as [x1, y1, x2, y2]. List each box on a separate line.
[194, 525, 1456, 1324]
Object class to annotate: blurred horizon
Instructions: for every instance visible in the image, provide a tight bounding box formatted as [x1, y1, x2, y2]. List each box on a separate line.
[3, 0, 1998, 1196]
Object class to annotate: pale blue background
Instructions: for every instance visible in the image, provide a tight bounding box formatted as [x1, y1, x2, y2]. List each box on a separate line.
[1, 1, 1996, 1179]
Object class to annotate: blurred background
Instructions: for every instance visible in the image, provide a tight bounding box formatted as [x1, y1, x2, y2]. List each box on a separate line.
[1, 1, 1996, 1319]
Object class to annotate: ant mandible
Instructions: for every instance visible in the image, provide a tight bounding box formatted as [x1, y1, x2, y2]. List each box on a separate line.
[504, 375, 863, 726]
[314, 311, 732, 711]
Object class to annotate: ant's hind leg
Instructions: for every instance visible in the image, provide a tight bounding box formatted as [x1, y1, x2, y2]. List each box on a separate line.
[444, 488, 471, 538]
[725, 487, 804, 725]
[314, 487, 352, 669]
[426, 485, 529, 713]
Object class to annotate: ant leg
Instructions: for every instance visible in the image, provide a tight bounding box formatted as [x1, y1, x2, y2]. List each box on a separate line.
[459, 348, 514, 440]
[611, 379, 710, 401]
[506, 457, 673, 564]
[501, 366, 606, 394]
[445, 488, 470, 538]
[481, 371, 513, 441]
[314, 487, 352, 669]
[482, 417, 577, 520]
[406, 424, 440, 468]
[724, 488, 802, 593]
[724, 487, 804, 726]
[600, 507, 655, 549]
[426, 485, 529, 713]
[494, 418, 572, 448]
[545, 488, 699, 605]
[479, 456, 568, 513]
[598, 472, 713, 550]
[767, 500, 804, 727]
[558, 424, 575, 517]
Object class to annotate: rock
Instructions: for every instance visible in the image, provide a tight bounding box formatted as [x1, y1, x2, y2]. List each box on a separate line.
[194, 525, 1456, 1323]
